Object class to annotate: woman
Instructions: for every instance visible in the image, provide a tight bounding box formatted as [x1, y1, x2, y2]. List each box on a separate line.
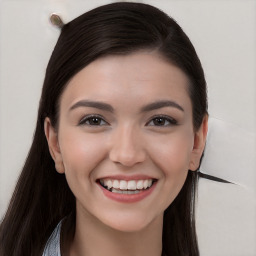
[0, 2, 208, 256]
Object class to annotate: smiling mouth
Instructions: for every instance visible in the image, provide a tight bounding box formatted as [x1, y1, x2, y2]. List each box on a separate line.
[98, 178, 157, 194]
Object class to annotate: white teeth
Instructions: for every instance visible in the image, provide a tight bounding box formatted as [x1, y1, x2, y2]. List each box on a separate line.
[127, 190, 140, 194]
[100, 178, 155, 192]
[113, 180, 119, 189]
[106, 180, 112, 189]
[112, 188, 140, 194]
[127, 180, 137, 190]
[136, 180, 144, 189]
[120, 180, 128, 190]
[143, 180, 149, 189]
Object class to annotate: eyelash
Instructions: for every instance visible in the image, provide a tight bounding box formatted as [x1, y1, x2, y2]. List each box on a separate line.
[78, 114, 177, 127]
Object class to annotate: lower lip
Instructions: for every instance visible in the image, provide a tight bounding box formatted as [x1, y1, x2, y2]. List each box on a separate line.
[98, 182, 157, 203]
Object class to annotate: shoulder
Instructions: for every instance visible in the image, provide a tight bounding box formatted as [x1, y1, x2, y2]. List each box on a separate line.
[42, 221, 62, 256]
[196, 178, 256, 256]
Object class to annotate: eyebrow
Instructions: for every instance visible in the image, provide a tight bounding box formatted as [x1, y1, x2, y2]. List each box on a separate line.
[69, 100, 114, 113]
[141, 100, 184, 112]
[69, 99, 184, 113]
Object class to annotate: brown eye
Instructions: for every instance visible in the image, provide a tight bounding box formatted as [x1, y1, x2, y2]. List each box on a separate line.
[152, 117, 166, 126]
[88, 117, 102, 125]
[147, 116, 177, 127]
[79, 115, 108, 126]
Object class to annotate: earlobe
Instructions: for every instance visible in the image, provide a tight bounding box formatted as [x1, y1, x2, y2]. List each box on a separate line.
[44, 117, 65, 174]
[189, 115, 208, 171]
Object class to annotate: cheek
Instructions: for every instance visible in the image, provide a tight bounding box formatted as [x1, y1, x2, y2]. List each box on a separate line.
[58, 129, 107, 180]
[148, 132, 194, 173]
[57, 130, 109, 206]
[146, 130, 194, 203]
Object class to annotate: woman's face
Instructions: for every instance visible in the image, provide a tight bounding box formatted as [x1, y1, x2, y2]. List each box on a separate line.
[45, 51, 206, 232]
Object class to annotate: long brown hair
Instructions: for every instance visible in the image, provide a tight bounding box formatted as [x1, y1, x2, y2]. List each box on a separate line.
[0, 2, 207, 255]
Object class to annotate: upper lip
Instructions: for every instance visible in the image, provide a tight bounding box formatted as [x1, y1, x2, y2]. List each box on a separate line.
[96, 175, 157, 181]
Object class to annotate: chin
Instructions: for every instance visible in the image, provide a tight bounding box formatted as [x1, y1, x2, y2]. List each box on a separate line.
[106, 221, 150, 233]
[100, 211, 162, 233]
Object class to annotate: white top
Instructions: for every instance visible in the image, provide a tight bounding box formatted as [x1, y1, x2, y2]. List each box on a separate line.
[42, 220, 62, 256]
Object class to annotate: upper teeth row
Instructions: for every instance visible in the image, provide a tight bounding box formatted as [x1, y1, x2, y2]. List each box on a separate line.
[100, 179, 153, 190]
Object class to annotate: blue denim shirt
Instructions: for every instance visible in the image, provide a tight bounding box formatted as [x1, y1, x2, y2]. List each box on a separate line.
[42, 221, 62, 256]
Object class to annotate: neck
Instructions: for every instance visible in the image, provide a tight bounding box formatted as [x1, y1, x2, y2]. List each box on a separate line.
[67, 206, 163, 256]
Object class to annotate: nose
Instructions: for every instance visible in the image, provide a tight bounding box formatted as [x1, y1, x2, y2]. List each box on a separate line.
[109, 126, 146, 167]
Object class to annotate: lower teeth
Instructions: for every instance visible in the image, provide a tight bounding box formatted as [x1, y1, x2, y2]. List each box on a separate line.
[111, 188, 141, 194]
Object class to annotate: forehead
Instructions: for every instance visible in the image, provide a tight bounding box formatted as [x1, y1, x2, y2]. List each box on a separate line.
[60, 51, 192, 112]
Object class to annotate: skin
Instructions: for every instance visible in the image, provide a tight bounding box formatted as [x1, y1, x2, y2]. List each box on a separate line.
[45, 51, 208, 256]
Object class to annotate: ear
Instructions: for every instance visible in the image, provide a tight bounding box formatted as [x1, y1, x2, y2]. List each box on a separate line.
[44, 117, 65, 174]
[189, 115, 208, 171]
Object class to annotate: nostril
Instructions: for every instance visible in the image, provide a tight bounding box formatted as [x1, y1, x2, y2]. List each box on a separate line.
[109, 150, 146, 167]
[108, 131, 146, 166]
